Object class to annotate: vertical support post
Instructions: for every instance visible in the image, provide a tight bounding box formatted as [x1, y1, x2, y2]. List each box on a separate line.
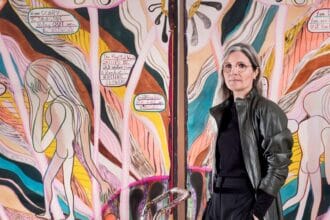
[171, 0, 187, 219]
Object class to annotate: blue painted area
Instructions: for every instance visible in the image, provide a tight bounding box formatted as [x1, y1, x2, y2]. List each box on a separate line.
[0, 54, 23, 85]
[281, 178, 298, 216]
[281, 179, 297, 203]
[10, 55, 23, 85]
[222, 0, 252, 43]
[0, 157, 43, 195]
[0, 54, 8, 77]
[252, 5, 278, 52]
[187, 72, 218, 149]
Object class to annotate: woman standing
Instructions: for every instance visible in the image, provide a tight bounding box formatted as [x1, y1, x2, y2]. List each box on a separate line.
[203, 43, 293, 220]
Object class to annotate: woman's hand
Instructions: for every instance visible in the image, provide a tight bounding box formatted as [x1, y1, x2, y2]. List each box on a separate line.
[27, 80, 49, 104]
[253, 214, 259, 220]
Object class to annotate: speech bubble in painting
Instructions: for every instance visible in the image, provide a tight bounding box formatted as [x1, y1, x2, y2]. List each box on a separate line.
[308, 9, 330, 32]
[134, 93, 166, 112]
[0, 83, 6, 96]
[100, 52, 136, 87]
[28, 8, 79, 35]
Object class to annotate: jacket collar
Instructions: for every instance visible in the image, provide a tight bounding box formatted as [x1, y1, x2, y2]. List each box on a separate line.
[210, 87, 258, 115]
[209, 95, 232, 119]
[234, 87, 258, 103]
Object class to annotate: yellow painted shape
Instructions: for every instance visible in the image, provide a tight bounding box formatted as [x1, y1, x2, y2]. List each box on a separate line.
[263, 51, 274, 79]
[109, 87, 127, 99]
[316, 44, 330, 56]
[62, 30, 91, 56]
[59, 24, 110, 59]
[263, 18, 305, 79]
[284, 19, 305, 54]
[285, 132, 301, 184]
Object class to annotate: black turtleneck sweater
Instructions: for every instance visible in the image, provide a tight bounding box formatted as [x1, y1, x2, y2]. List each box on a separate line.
[216, 101, 248, 177]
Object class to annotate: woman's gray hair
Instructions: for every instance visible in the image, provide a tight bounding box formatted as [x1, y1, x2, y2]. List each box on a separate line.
[221, 43, 263, 96]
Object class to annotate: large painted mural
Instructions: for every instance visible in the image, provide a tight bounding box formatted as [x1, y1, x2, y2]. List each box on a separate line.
[186, 0, 330, 220]
[0, 0, 173, 219]
[0, 0, 330, 220]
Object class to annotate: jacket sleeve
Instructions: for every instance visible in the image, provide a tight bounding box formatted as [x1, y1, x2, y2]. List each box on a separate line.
[258, 101, 293, 196]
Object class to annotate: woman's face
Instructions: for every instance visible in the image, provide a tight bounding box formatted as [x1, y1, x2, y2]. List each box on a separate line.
[222, 51, 258, 99]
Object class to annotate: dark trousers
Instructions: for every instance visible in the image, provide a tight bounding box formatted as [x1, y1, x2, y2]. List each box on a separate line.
[202, 176, 255, 220]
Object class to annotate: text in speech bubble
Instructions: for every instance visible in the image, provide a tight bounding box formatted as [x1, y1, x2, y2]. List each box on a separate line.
[100, 52, 136, 87]
[134, 93, 166, 112]
[308, 9, 330, 32]
[28, 8, 79, 35]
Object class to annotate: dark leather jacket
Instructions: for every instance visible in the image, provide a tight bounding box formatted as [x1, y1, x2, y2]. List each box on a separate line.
[209, 88, 293, 220]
